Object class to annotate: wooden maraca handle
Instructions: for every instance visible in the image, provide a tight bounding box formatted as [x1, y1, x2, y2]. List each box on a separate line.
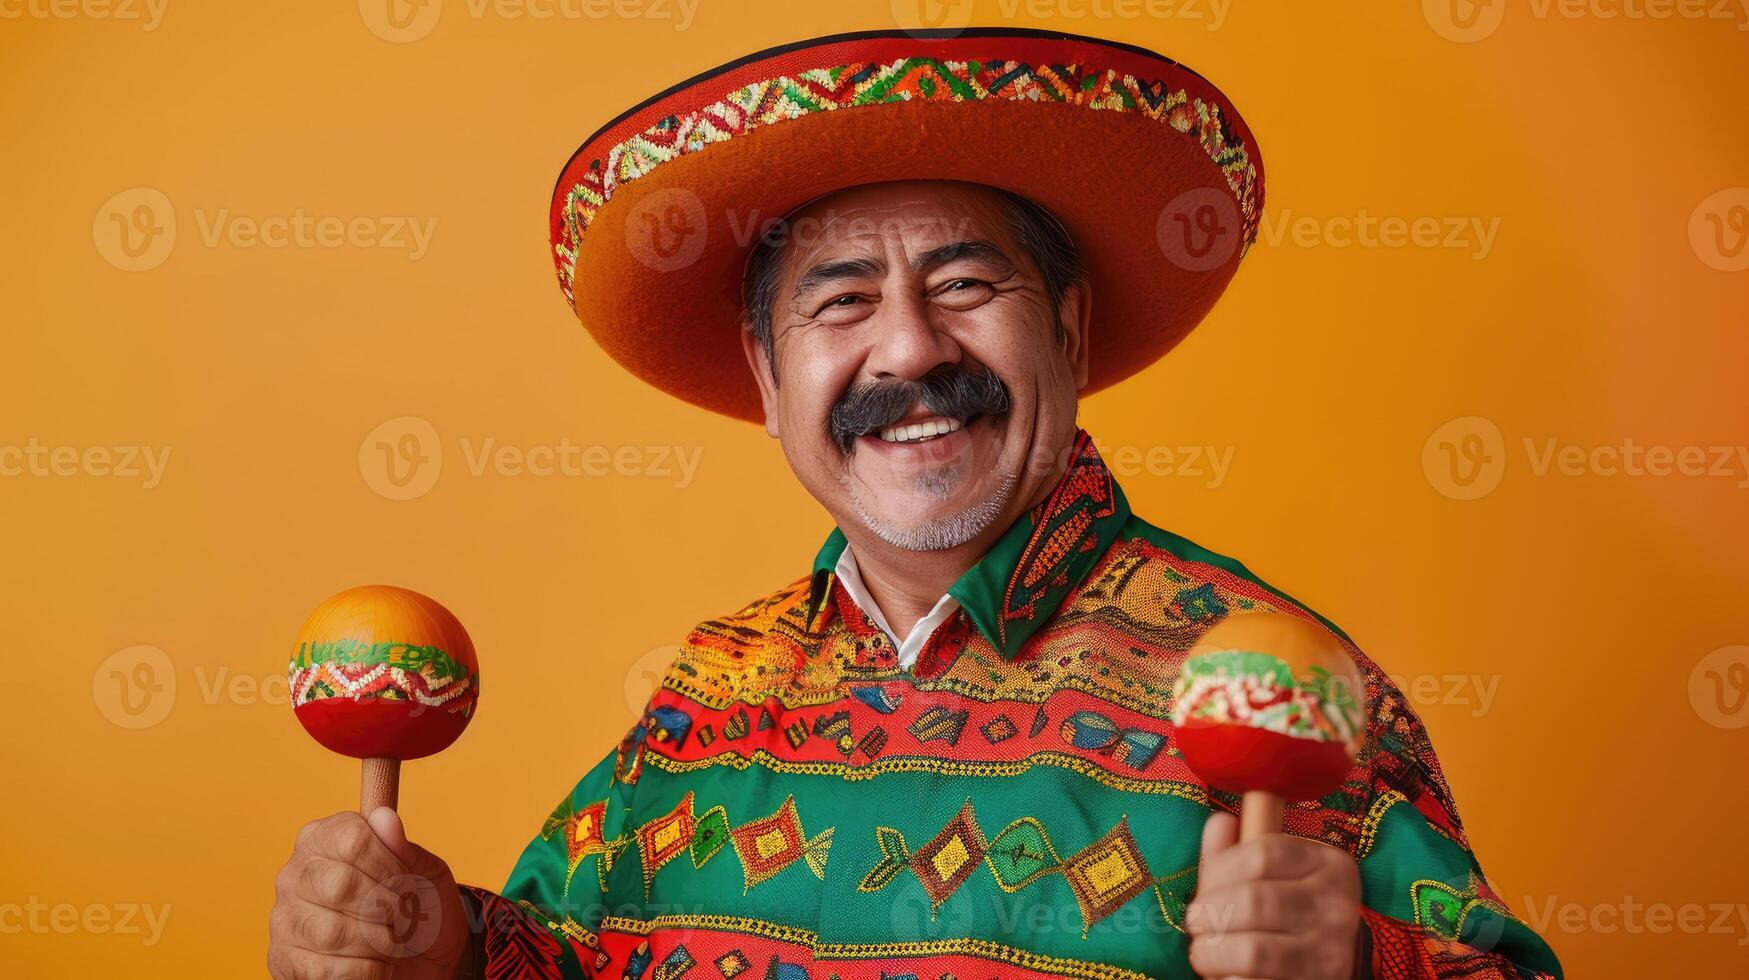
[1239, 789, 1284, 841]
[360, 757, 400, 815]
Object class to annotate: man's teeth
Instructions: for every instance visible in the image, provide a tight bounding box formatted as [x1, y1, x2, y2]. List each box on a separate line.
[878, 416, 965, 444]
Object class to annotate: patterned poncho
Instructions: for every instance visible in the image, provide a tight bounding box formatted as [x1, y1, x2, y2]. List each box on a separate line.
[458, 432, 1562, 979]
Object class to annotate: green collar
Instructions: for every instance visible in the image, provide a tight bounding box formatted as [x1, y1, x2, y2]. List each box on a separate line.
[808, 430, 1131, 659]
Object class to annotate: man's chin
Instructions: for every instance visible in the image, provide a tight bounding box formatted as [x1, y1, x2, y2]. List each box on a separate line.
[848, 477, 1020, 553]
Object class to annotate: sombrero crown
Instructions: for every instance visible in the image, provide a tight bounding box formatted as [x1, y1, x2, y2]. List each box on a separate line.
[549, 28, 1263, 421]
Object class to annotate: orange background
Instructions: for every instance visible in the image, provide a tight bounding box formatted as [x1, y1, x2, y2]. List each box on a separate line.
[2, 1, 1746, 976]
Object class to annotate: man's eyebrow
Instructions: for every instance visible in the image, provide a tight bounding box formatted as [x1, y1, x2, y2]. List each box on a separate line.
[791, 256, 886, 296]
[912, 239, 1014, 276]
[788, 240, 1013, 297]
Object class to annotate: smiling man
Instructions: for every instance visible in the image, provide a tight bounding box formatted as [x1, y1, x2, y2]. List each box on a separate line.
[267, 29, 1562, 980]
[744, 181, 1087, 635]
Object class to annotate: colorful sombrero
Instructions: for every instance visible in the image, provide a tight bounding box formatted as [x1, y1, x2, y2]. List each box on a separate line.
[548, 28, 1263, 422]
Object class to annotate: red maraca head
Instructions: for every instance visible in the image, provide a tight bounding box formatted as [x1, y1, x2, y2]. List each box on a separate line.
[1171, 612, 1364, 802]
[289, 585, 479, 761]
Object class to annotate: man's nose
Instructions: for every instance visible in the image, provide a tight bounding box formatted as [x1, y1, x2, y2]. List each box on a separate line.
[863, 292, 960, 381]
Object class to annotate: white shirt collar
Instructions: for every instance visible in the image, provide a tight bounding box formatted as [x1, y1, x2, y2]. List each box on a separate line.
[833, 546, 961, 670]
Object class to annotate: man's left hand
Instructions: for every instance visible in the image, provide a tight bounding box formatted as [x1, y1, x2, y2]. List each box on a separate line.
[1185, 811, 1363, 979]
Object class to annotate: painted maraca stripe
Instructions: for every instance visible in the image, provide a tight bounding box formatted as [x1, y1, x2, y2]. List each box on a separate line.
[289, 638, 477, 712]
[1169, 650, 1362, 745]
[292, 638, 474, 679]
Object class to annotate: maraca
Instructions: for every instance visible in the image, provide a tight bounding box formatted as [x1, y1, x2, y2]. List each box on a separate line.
[289, 585, 479, 814]
[1171, 612, 1363, 840]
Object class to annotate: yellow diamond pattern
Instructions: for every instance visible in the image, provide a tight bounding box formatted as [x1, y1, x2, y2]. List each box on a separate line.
[1085, 847, 1140, 897]
[755, 828, 789, 859]
[931, 836, 971, 881]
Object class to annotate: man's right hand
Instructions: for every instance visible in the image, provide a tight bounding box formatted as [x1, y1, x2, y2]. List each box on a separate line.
[267, 808, 475, 980]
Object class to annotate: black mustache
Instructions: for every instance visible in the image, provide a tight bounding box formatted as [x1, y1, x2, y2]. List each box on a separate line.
[828, 366, 1011, 453]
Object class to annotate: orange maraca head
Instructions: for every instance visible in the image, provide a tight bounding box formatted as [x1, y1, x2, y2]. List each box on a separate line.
[1170, 612, 1365, 802]
[289, 585, 479, 761]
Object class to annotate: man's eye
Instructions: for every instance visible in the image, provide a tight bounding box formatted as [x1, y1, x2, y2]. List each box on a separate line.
[933, 278, 991, 296]
[931, 277, 995, 308]
[810, 294, 872, 320]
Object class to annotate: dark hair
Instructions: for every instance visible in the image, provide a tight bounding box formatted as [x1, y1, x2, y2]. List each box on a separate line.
[741, 186, 1084, 373]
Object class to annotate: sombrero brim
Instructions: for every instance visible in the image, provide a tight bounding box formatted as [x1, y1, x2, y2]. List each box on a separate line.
[549, 28, 1263, 422]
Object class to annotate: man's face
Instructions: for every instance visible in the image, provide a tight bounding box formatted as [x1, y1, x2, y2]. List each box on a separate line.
[742, 181, 1090, 552]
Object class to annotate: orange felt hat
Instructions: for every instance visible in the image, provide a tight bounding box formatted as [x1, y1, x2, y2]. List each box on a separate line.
[548, 28, 1264, 422]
